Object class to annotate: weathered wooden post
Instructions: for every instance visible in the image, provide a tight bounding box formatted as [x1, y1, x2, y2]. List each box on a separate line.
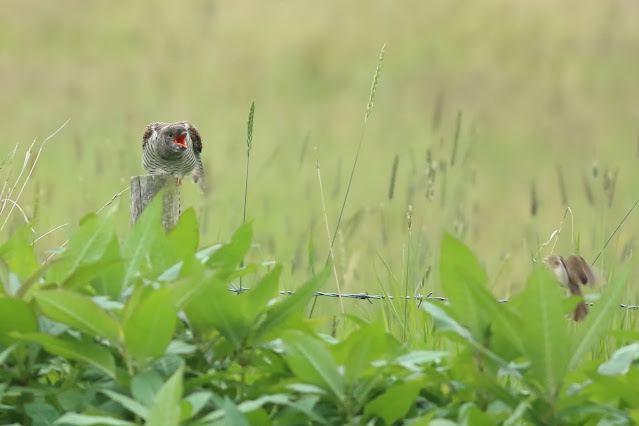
[130, 175, 180, 232]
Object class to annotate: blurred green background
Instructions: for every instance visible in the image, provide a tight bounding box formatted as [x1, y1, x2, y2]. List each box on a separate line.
[2, 0, 639, 312]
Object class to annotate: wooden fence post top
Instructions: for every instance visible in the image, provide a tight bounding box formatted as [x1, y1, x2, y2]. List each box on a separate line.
[130, 175, 181, 232]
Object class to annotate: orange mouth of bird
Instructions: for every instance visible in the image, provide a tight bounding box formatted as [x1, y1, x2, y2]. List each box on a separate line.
[174, 133, 187, 148]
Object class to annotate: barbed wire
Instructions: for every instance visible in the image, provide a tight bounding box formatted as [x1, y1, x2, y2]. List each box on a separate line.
[228, 288, 639, 310]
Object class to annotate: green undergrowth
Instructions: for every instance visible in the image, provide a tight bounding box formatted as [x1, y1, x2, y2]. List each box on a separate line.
[0, 195, 637, 425]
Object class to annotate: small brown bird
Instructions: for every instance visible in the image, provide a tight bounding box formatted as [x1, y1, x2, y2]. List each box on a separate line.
[543, 254, 596, 322]
[142, 121, 204, 191]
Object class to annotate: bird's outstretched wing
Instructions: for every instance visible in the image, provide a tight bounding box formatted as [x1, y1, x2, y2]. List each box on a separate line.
[188, 123, 203, 154]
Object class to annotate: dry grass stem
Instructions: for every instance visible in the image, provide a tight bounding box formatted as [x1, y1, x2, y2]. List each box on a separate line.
[97, 186, 130, 214]
[315, 148, 345, 314]
[32, 223, 69, 245]
[1, 119, 70, 232]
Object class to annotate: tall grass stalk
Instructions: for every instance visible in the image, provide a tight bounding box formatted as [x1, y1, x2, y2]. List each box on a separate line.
[327, 43, 386, 262]
[310, 149, 345, 317]
[592, 197, 639, 266]
[403, 204, 413, 341]
[239, 102, 255, 292]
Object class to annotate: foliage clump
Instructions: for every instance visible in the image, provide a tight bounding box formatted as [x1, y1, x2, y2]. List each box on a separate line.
[0, 197, 635, 425]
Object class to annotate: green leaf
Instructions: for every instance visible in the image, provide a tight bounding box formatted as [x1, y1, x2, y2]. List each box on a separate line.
[167, 207, 199, 259]
[334, 322, 388, 385]
[131, 370, 164, 407]
[364, 381, 420, 424]
[439, 233, 524, 359]
[439, 233, 489, 342]
[0, 256, 10, 295]
[14, 332, 115, 378]
[421, 301, 514, 373]
[89, 235, 125, 298]
[34, 290, 121, 345]
[124, 287, 176, 361]
[247, 264, 281, 310]
[61, 259, 124, 290]
[0, 227, 39, 282]
[54, 413, 136, 425]
[206, 222, 253, 273]
[201, 394, 295, 423]
[147, 364, 183, 426]
[101, 389, 149, 419]
[520, 265, 569, 400]
[256, 267, 329, 339]
[122, 192, 163, 288]
[569, 268, 630, 369]
[183, 274, 248, 347]
[25, 401, 60, 425]
[184, 391, 212, 417]
[47, 213, 115, 284]
[459, 402, 494, 425]
[209, 395, 250, 426]
[598, 342, 639, 376]
[281, 330, 345, 404]
[0, 296, 37, 346]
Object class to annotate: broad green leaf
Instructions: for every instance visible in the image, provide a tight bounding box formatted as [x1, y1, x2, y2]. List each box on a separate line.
[62, 259, 124, 290]
[0, 227, 39, 282]
[459, 402, 493, 425]
[184, 391, 212, 417]
[124, 287, 176, 361]
[209, 395, 250, 426]
[54, 413, 136, 425]
[395, 350, 448, 370]
[131, 370, 164, 407]
[598, 342, 639, 376]
[439, 233, 490, 344]
[520, 266, 569, 400]
[90, 235, 125, 298]
[167, 207, 199, 259]
[147, 364, 183, 426]
[334, 322, 387, 385]
[200, 394, 295, 423]
[34, 290, 121, 344]
[101, 389, 149, 419]
[14, 332, 115, 378]
[25, 401, 60, 425]
[246, 264, 281, 310]
[256, 267, 330, 339]
[0, 296, 37, 346]
[0, 256, 9, 295]
[0, 344, 16, 364]
[421, 301, 515, 373]
[122, 193, 163, 288]
[183, 274, 247, 347]
[281, 330, 345, 404]
[206, 221, 253, 273]
[364, 381, 420, 424]
[47, 213, 115, 284]
[569, 268, 630, 369]
[15, 261, 56, 299]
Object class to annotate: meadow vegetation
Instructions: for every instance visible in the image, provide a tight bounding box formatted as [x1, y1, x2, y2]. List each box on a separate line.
[1, 0, 639, 423]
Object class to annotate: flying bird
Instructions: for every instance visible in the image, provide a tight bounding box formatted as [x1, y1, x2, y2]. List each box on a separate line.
[142, 121, 204, 191]
[543, 254, 596, 322]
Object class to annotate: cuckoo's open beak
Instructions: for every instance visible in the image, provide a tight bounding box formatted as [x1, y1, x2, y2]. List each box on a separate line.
[174, 132, 187, 148]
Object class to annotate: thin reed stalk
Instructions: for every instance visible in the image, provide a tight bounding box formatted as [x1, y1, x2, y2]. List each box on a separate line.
[311, 149, 345, 317]
[239, 102, 255, 292]
[327, 43, 386, 262]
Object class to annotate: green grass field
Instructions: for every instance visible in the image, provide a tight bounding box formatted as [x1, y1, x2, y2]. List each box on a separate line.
[3, 0, 639, 309]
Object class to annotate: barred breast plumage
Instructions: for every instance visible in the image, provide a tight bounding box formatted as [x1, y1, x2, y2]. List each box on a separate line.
[142, 121, 204, 190]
